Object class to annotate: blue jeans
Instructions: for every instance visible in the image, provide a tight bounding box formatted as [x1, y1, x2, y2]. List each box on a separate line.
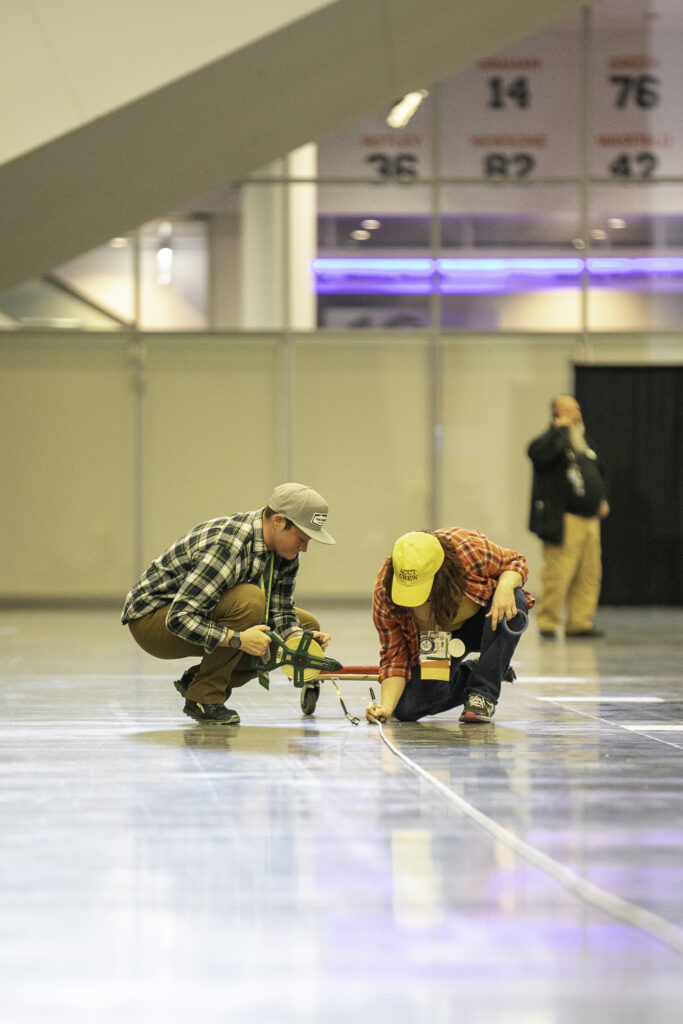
[393, 589, 528, 722]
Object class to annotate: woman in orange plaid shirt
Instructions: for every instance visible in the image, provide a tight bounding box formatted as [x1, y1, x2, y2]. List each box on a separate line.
[367, 529, 534, 724]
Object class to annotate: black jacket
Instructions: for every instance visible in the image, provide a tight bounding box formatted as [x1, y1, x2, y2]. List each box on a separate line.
[527, 426, 606, 544]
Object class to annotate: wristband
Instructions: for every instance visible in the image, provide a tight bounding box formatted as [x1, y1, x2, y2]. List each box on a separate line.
[501, 610, 528, 636]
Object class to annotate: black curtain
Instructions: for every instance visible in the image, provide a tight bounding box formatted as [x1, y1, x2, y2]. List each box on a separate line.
[574, 365, 683, 605]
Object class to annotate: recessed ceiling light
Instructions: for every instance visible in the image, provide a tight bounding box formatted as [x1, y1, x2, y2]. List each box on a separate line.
[351, 230, 371, 241]
[607, 217, 626, 229]
[156, 243, 173, 285]
[386, 90, 428, 128]
[361, 219, 381, 230]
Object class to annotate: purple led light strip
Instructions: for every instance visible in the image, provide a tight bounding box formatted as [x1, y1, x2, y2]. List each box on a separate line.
[312, 257, 683, 294]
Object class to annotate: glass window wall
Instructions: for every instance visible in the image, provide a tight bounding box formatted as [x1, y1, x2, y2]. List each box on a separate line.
[2, 1, 682, 336]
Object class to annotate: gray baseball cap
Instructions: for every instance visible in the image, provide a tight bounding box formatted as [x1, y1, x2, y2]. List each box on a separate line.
[266, 483, 335, 544]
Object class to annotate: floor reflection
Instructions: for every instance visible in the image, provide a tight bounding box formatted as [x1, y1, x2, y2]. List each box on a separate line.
[0, 605, 682, 1023]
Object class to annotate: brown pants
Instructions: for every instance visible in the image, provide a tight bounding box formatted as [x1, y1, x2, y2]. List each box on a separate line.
[128, 583, 320, 704]
[537, 513, 602, 633]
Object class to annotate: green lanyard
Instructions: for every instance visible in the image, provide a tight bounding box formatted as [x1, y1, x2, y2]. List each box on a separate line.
[260, 551, 275, 623]
[258, 552, 275, 691]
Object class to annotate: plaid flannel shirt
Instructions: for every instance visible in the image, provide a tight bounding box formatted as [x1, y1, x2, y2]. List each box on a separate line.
[121, 509, 299, 652]
[373, 527, 535, 684]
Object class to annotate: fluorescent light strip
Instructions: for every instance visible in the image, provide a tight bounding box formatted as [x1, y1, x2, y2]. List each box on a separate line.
[587, 257, 683, 274]
[313, 258, 433, 272]
[312, 257, 683, 295]
[439, 257, 584, 273]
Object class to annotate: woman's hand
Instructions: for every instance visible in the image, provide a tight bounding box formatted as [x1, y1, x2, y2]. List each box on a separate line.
[486, 571, 523, 630]
[366, 701, 390, 724]
[366, 676, 405, 722]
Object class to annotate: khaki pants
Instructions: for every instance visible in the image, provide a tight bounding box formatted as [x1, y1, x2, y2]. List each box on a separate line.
[537, 513, 602, 634]
[128, 583, 320, 704]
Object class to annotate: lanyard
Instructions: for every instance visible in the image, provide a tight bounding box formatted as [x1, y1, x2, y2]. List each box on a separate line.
[260, 550, 275, 622]
[257, 552, 275, 692]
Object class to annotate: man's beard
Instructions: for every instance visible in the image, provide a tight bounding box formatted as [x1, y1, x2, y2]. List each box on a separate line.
[569, 421, 595, 458]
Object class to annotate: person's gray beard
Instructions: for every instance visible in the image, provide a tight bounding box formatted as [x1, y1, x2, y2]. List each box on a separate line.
[569, 421, 589, 454]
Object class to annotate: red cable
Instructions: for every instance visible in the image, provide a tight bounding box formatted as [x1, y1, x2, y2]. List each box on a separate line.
[319, 665, 379, 675]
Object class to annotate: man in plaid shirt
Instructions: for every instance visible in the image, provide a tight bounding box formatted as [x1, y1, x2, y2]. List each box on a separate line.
[366, 528, 534, 725]
[122, 483, 334, 724]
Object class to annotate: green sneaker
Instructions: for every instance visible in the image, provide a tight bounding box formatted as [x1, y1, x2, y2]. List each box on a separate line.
[183, 700, 240, 725]
[459, 694, 495, 723]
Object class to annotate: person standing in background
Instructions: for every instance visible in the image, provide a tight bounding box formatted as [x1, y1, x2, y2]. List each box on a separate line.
[527, 395, 609, 639]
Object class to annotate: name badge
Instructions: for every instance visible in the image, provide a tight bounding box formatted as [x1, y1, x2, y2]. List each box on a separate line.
[419, 630, 451, 681]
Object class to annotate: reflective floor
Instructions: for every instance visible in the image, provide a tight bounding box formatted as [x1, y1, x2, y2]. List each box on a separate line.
[1, 606, 682, 1023]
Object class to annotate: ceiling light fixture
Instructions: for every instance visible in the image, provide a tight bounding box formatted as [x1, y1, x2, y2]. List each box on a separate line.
[386, 90, 428, 128]
[156, 223, 173, 285]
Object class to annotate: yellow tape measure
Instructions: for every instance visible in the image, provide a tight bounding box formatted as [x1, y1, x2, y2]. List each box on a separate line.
[280, 634, 327, 683]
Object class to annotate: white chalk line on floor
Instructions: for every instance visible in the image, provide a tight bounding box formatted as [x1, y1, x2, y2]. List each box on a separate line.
[535, 698, 683, 751]
[375, 722, 683, 958]
[536, 695, 664, 703]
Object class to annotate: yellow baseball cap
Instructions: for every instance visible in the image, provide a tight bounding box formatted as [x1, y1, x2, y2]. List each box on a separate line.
[391, 531, 445, 606]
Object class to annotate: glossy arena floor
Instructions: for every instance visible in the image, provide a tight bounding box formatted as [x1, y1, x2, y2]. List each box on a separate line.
[1, 606, 682, 1023]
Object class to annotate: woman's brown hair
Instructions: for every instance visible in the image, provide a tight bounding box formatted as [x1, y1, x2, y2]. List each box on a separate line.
[382, 532, 466, 628]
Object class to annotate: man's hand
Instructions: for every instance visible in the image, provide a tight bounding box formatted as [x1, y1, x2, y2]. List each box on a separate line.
[552, 398, 582, 428]
[221, 623, 271, 656]
[288, 630, 332, 651]
[599, 500, 610, 519]
[312, 631, 331, 650]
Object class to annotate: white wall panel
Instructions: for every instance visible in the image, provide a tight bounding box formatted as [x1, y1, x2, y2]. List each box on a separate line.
[440, 333, 580, 598]
[290, 335, 433, 601]
[2, 329, 681, 604]
[140, 336, 281, 571]
[0, 335, 135, 598]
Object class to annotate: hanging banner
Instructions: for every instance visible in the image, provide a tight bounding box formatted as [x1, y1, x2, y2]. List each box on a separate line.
[590, 0, 682, 180]
[440, 15, 582, 180]
[317, 100, 433, 183]
[317, 2, 683, 207]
